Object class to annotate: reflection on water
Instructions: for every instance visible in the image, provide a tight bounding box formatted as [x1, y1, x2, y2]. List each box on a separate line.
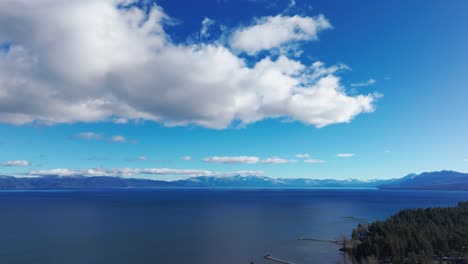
[1, 188, 468, 264]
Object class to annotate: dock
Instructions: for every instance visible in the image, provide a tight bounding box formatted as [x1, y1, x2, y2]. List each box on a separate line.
[264, 254, 295, 264]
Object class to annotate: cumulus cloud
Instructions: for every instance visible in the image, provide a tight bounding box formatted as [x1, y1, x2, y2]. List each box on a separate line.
[0, 0, 377, 129]
[230, 14, 331, 55]
[28, 167, 264, 178]
[295, 153, 310, 158]
[336, 153, 355, 158]
[304, 159, 325, 163]
[1, 160, 30, 166]
[351, 79, 376, 87]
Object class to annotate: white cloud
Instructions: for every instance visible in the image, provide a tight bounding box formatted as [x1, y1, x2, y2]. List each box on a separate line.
[336, 153, 355, 158]
[76, 132, 104, 140]
[200, 17, 215, 38]
[230, 15, 331, 55]
[182, 156, 192, 161]
[260, 157, 290, 164]
[113, 117, 128, 124]
[28, 167, 264, 178]
[203, 156, 260, 164]
[351, 79, 376, 87]
[310, 61, 350, 79]
[1, 160, 30, 167]
[110, 135, 126, 142]
[295, 153, 310, 158]
[304, 158, 325, 163]
[204, 156, 293, 164]
[75, 132, 127, 143]
[0, 1, 377, 129]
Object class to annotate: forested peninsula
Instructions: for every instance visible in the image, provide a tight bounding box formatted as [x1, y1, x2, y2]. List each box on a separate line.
[344, 202, 468, 263]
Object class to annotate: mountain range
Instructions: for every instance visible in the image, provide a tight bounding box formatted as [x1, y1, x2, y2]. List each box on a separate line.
[0, 170, 467, 190]
[378, 170, 468, 190]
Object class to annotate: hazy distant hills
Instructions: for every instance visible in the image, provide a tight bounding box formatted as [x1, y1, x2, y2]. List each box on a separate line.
[0, 176, 174, 189]
[0, 170, 467, 190]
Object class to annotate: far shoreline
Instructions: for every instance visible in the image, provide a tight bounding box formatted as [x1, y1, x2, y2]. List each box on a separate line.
[4, 187, 468, 192]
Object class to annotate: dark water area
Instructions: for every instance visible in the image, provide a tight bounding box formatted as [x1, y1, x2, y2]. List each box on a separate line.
[1, 188, 468, 264]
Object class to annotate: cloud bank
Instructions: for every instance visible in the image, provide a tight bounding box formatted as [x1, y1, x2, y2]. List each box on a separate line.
[0, 0, 377, 129]
[28, 167, 264, 178]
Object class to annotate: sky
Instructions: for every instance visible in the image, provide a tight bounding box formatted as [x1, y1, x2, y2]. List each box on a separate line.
[0, 0, 467, 180]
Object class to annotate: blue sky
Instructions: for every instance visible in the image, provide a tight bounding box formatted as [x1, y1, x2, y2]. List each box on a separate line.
[0, 0, 467, 180]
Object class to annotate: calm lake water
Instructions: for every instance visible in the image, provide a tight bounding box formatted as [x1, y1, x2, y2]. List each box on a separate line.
[1, 188, 468, 264]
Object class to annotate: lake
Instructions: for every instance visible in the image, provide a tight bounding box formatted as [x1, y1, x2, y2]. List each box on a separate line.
[1, 188, 468, 264]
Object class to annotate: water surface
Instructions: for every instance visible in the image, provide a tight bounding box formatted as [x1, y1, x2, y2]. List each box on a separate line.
[1, 188, 468, 264]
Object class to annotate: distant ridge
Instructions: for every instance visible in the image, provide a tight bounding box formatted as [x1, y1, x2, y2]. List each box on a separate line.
[1, 170, 467, 190]
[0, 174, 393, 189]
[0, 175, 174, 189]
[174, 175, 392, 188]
[378, 170, 468, 190]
